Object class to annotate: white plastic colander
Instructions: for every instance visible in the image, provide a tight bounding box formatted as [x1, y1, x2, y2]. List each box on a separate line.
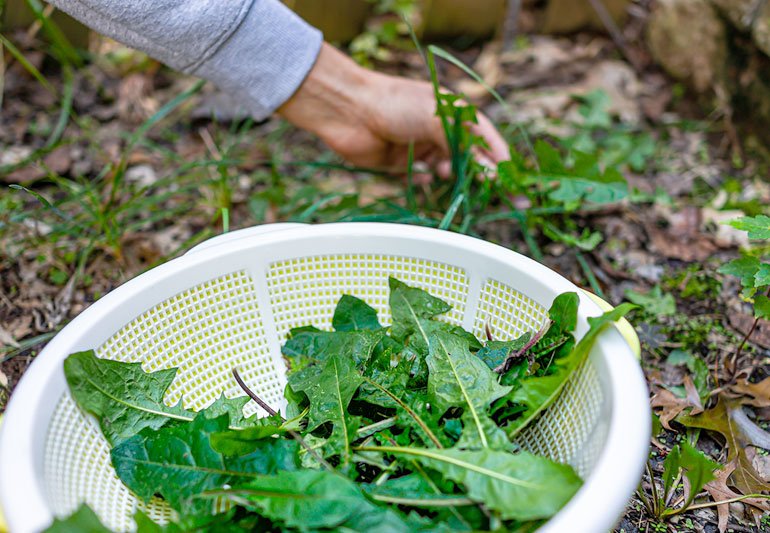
[0, 223, 650, 532]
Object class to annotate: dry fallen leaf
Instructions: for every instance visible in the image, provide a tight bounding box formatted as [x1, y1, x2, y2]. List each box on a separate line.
[0, 325, 20, 349]
[677, 397, 770, 498]
[728, 377, 770, 408]
[645, 206, 719, 262]
[651, 380, 704, 430]
[704, 461, 770, 532]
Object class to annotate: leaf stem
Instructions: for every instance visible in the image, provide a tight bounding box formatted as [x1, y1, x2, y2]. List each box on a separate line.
[676, 493, 770, 513]
[361, 376, 443, 449]
[356, 416, 397, 438]
[370, 495, 476, 507]
[232, 368, 283, 419]
[493, 323, 548, 374]
[646, 461, 661, 518]
[231, 368, 335, 473]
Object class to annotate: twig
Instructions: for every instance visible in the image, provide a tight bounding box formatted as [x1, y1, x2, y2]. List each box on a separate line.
[484, 321, 494, 341]
[232, 368, 282, 419]
[682, 493, 770, 512]
[728, 286, 770, 376]
[586, 0, 642, 73]
[493, 321, 549, 373]
[501, 0, 521, 51]
[231, 368, 335, 472]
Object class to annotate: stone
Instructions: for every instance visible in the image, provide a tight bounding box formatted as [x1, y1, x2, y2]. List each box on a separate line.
[752, 1, 770, 56]
[647, 0, 728, 92]
[711, 0, 765, 30]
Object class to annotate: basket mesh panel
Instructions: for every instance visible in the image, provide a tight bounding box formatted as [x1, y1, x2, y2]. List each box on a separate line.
[266, 254, 469, 340]
[45, 394, 172, 532]
[472, 279, 547, 340]
[96, 270, 282, 417]
[473, 279, 605, 478]
[44, 270, 283, 528]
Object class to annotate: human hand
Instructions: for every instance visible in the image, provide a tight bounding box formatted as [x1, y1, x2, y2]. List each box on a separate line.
[278, 43, 509, 176]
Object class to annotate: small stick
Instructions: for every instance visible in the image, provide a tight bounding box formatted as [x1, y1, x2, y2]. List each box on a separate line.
[484, 321, 494, 342]
[231, 368, 334, 472]
[232, 368, 282, 419]
[586, 0, 643, 73]
[501, 0, 521, 51]
[493, 322, 549, 373]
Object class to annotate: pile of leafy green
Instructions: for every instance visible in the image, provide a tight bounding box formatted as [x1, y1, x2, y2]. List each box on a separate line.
[49, 278, 633, 532]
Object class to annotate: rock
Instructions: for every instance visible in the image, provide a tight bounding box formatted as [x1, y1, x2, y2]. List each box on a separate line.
[753, 0, 770, 56]
[125, 164, 158, 187]
[647, 0, 728, 92]
[711, 0, 764, 30]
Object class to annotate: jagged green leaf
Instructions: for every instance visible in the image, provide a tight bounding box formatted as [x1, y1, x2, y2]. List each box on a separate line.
[63, 351, 255, 445]
[209, 414, 289, 456]
[43, 504, 110, 533]
[333, 294, 382, 331]
[728, 215, 770, 240]
[755, 262, 770, 287]
[427, 331, 511, 449]
[476, 335, 530, 370]
[363, 446, 581, 521]
[718, 256, 761, 290]
[282, 327, 385, 367]
[389, 277, 452, 352]
[505, 303, 637, 437]
[662, 441, 719, 509]
[111, 413, 299, 513]
[218, 470, 429, 532]
[288, 354, 362, 463]
[754, 294, 770, 320]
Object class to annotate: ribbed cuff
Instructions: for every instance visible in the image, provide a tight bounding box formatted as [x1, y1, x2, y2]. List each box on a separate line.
[191, 0, 323, 120]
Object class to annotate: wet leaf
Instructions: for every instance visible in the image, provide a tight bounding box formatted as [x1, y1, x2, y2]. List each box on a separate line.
[282, 327, 385, 367]
[219, 470, 429, 532]
[43, 504, 110, 532]
[332, 294, 382, 332]
[289, 354, 362, 463]
[111, 413, 299, 513]
[389, 276, 451, 354]
[476, 335, 530, 370]
[362, 446, 582, 521]
[504, 303, 636, 437]
[427, 331, 511, 449]
[63, 350, 255, 445]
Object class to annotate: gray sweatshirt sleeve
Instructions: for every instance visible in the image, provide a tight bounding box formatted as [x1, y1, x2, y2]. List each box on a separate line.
[47, 0, 323, 119]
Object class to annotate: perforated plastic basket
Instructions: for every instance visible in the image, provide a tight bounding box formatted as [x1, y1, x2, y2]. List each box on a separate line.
[0, 223, 650, 532]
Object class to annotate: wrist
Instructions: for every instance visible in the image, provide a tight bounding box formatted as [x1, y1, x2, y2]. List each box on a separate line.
[277, 43, 377, 139]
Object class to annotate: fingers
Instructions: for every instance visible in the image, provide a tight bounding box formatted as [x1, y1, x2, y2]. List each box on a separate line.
[471, 113, 510, 164]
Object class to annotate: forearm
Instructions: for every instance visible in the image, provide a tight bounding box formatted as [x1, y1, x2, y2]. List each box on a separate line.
[47, 0, 322, 119]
